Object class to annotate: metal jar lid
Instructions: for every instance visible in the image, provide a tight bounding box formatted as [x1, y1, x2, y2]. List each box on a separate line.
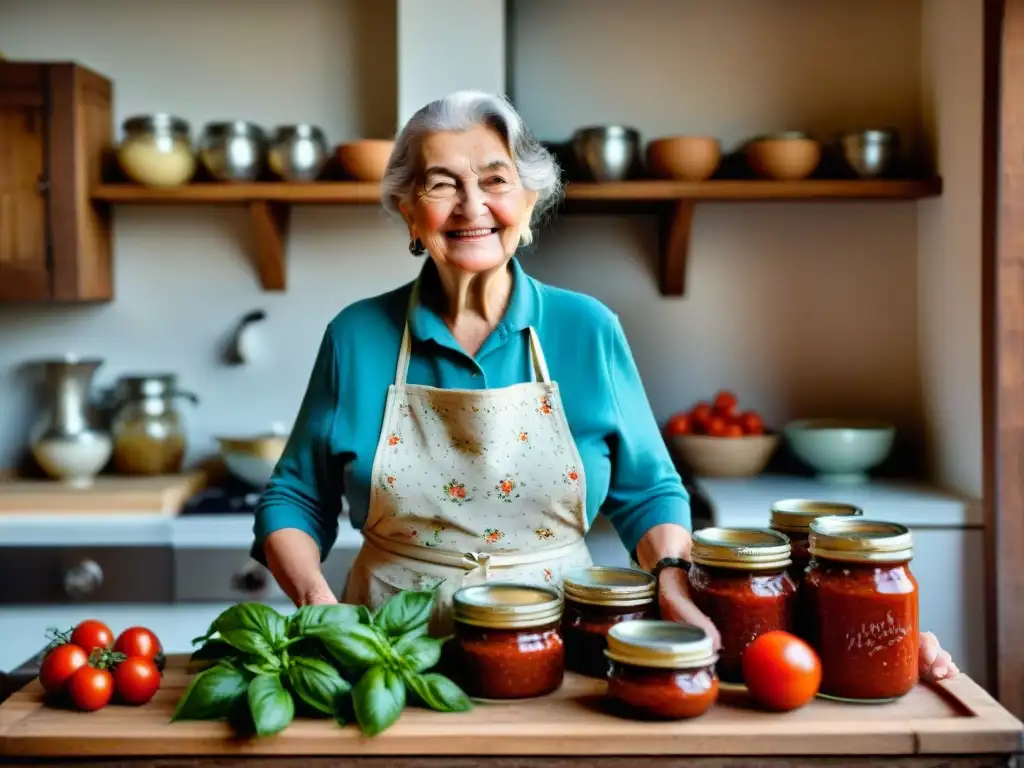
[770, 498, 864, 534]
[605, 620, 717, 669]
[562, 566, 656, 608]
[808, 517, 914, 564]
[452, 583, 563, 630]
[690, 527, 791, 571]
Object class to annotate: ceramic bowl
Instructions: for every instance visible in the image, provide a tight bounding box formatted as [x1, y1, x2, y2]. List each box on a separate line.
[784, 418, 896, 484]
[646, 136, 722, 181]
[670, 433, 780, 478]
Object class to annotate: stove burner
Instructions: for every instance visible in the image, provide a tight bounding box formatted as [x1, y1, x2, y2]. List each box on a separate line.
[181, 478, 264, 515]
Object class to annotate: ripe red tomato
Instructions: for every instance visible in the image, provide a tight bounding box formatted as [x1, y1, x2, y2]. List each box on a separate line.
[39, 643, 89, 695]
[712, 390, 738, 416]
[689, 402, 712, 433]
[706, 414, 730, 437]
[71, 619, 114, 653]
[665, 412, 691, 436]
[737, 410, 765, 435]
[723, 422, 744, 438]
[742, 630, 822, 712]
[114, 656, 161, 705]
[113, 626, 162, 660]
[67, 666, 114, 711]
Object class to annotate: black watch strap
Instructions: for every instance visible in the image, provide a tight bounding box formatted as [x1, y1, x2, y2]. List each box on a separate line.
[651, 556, 691, 581]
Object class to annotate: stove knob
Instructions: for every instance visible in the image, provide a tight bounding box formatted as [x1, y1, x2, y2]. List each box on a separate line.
[232, 568, 267, 594]
[63, 560, 104, 598]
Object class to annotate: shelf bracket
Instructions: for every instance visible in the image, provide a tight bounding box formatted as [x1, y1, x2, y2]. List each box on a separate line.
[658, 200, 695, 297]
[249, 201, 289, 291]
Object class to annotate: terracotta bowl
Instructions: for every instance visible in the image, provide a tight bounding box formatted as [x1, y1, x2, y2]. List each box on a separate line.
[670, 434, 781, 478]
[745, 134, 821, 180]
[336, 139, 395, 181]
[646, 136, 722, 181]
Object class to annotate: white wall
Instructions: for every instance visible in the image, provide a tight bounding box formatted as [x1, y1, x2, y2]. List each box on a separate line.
[0, 0, 983, 502]
[919, 0, 984, 499]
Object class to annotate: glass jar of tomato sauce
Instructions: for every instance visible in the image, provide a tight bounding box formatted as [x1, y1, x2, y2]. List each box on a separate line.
[605, 620, 719, 720]
[687, 527, 797, 684]
[451, 582, 565, 700]
[803, 517, 920, 702]
[769, 499, 864, 581]
[562, 566, 657, 678]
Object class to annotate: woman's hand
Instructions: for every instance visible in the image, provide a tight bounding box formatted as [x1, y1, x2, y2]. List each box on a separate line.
[657, 567, 722, 650]
[919, 631, 959, 682]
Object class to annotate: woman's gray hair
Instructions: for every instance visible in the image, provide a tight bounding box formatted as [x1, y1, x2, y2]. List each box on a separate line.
[381, 90, 563, 244]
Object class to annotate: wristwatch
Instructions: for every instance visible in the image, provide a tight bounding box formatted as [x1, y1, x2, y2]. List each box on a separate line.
[651, 556, 691, 582]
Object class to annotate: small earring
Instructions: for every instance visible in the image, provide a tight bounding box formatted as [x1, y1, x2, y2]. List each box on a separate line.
[408, 238, 425, 256]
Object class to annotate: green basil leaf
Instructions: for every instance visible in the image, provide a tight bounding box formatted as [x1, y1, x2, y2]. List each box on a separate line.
[286, 656, 352, 716]
[219, 628, 280, 664]
[188, 639, 235, 665]
[393, 633, 446, 673]
[306, 623, 391, 670]
[213, 603, 289, 648]
[247, 673, 295, 737]
[171, 661, 250, 721]
[403, 671, 473, 713]
[289, 604, 371, 637]
[373, 590, 435, 637]
[352, 666, 406, 737]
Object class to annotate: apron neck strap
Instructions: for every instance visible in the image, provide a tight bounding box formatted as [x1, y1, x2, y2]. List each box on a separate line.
[394, 278, 553, 386]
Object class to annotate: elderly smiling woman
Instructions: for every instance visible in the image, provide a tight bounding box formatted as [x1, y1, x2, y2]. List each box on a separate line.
[251, 90, 957, 683]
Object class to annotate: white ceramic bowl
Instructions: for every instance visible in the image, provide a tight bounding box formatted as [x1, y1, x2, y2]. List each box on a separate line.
[784, 418, 896, 484]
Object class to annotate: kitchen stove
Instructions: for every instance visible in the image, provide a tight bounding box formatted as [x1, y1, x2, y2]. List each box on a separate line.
[179, 477, 263, 516]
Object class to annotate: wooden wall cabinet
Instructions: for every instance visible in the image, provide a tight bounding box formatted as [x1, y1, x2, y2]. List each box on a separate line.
[0, 61, 113, 302]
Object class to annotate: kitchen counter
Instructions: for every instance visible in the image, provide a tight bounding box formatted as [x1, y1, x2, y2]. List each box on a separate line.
[0, 654, 1021, 767]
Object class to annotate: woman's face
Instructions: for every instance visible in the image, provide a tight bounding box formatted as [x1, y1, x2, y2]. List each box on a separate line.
[401, 125, 538, 274]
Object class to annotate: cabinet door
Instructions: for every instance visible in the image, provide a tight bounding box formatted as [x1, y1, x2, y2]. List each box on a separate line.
[0, 65, 49, 301]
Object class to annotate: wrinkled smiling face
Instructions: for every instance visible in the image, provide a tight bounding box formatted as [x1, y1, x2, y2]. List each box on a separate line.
[401, 125, 538, 274]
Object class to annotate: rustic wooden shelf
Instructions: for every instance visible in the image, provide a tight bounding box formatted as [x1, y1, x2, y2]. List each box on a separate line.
[91, 178, 943, 294]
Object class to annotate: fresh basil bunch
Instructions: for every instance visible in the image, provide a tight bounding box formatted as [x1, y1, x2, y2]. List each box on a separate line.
[172, 589, 472, 737]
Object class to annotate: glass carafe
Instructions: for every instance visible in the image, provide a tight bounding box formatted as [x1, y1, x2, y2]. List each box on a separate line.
[111, 374, 198, 475]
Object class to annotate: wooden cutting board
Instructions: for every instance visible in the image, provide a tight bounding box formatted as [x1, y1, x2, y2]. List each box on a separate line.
[0, 472, 208, 516]
[0, 654, 1020, 759]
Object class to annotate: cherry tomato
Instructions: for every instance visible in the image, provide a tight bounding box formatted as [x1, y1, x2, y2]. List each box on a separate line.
[737, 410, 765, 435]
[113, 626, 162, 661]
[114, 656, 161, 705]
[712, 390, 738, 416]
[706, 414, 730, 437]
[39, 643, 89, 695]
[689, 402, 712, 433]
[742, 630, 822, 712]
[67, 665, 114, 711]
[665, 412, 691, 436]
[723, 422, 744, 438]
[71, 619, 114, 653]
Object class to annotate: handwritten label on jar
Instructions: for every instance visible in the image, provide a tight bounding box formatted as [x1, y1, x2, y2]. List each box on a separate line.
[845, 610, 910, 655]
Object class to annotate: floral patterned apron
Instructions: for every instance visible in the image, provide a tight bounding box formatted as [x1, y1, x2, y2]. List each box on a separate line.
[341, 286, 593, 632]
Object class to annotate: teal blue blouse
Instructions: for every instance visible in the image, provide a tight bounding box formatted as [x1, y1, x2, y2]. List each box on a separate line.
[251, 257, 691, 564]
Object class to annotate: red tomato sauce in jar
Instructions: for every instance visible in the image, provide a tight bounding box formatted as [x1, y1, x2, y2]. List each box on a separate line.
[605, 620, 719, 720]
[803, 517, 920, 702]
[451, 583, 565, 700]
[687, 527, 797, 684]
[769, 499, 864, 582]
[562, 566, 657, 678]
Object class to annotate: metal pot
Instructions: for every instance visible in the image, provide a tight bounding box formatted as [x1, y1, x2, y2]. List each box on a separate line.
[214, 426, 289, 488]
[267, 124, 329, 182]
[572, 125, 642, 181]
[198, 121, 267, 182]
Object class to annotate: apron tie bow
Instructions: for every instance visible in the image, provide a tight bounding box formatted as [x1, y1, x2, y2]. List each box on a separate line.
[463, 551, 492, 579]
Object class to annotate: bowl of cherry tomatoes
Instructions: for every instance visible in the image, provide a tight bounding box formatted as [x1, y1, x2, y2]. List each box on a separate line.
[664, 390, 780, 478]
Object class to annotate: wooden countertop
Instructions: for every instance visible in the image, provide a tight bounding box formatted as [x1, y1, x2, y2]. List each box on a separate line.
[0, 654, 1021, 767]
[0, 473, 207, 516]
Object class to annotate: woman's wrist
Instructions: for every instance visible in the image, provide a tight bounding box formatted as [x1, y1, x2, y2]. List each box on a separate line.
[635, 523, 693, 571]
[264, 527, 335, 607]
